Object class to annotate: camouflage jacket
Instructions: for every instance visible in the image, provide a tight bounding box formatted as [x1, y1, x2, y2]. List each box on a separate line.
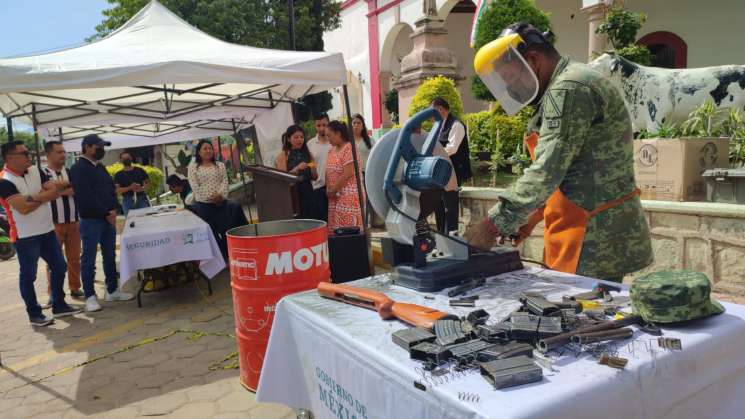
[489, 56, 653, 279]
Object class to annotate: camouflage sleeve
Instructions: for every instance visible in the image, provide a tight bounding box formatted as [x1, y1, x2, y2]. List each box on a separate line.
[488, 83, 600, 235]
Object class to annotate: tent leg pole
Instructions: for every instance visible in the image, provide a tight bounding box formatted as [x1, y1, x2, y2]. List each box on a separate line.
[232, 119, 254, 224]
[342, 84, 367, 235]
[31, 105, 42, 172]
[6, 118, 13, 143]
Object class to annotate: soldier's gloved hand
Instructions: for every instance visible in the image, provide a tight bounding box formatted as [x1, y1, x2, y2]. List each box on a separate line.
[464, 218, 503, 252]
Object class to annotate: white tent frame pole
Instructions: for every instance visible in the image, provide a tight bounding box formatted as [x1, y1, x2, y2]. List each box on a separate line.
[341, 84, 367, 236]
[231, 118, 254, 224]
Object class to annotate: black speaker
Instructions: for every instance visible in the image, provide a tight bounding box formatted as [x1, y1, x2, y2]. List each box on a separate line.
[328, 233, 371, 283]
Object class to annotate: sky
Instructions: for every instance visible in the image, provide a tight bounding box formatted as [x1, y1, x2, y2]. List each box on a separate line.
[0, 0, 110, 131]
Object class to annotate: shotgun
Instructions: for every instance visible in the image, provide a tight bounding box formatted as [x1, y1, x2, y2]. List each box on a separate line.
[317, 282, 457, 330]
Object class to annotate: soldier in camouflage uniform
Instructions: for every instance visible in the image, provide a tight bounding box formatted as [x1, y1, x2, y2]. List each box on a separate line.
[467, 22, 652, 282]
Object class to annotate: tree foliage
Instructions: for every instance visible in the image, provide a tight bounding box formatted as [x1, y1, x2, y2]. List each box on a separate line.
[409, 76, 464, 131]
[470, 0, 551, 102]
[595, 5, 651, 66]
[92, 0, 341, 115]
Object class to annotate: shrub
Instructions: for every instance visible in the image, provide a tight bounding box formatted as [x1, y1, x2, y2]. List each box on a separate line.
[106, 163, 164, 198]
[471, 0, 552, 102]
[385, 89, 399, 124]
[409, 76, 464, 119]
[463, 106, 532, 160]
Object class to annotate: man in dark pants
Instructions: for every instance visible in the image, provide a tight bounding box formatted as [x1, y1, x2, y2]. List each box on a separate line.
[431, 97, 472, 234]
[0, 141, 82, 326]
[69, 135, 134, 312]
[114, 151, 150, 215]
[307, 113, 331, 221]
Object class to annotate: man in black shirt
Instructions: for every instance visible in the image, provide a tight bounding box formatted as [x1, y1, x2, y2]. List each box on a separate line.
[69, 135, 134, 312]
[114, 151, 150, 216]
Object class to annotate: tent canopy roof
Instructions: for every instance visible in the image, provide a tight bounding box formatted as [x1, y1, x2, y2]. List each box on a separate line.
[0, 0, 346, 134]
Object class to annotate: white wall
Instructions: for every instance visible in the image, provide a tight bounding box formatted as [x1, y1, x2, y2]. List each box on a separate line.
[627, 0, 745, 67]
[323, 3, 372, 123]
[443, 11, 487, 113]
[536, 0, 589, 62]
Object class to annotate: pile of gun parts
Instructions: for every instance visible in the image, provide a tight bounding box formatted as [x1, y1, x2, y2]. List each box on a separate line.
[396, 287, 682, 392]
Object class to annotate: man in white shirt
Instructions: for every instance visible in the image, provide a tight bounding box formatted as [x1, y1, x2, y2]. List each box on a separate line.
[306, 113, 332, 221]
[0, 141, 82, 326]
[431, 97, 473, 234]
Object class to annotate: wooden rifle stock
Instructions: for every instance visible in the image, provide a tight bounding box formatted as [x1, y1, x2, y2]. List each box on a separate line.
[317, 282, 455, 329]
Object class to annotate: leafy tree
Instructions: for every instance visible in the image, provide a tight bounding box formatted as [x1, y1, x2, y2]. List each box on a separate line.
[92, 0, 341, 116]
[470, 0, 551, 102]
[0, 127, 42, 166]
[409, 76, 464, 119]
[595, 5, 651, 66]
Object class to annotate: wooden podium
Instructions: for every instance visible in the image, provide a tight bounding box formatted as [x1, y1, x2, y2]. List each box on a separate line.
[246, 165, 302, 222]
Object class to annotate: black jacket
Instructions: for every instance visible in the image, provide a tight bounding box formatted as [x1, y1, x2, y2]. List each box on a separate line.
[438, 115, 473, 185]
[69, 157, 119, 219]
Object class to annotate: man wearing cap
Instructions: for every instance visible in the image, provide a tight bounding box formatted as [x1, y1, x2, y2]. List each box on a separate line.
[466, 22, 652, 282]
[69, 135, 134, 312]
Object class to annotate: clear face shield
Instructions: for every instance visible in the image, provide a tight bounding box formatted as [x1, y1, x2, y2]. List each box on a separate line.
[478, 45, 539, 116]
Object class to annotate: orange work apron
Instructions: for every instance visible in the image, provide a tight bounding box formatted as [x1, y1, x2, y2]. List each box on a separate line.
[521, 132, 640, 274]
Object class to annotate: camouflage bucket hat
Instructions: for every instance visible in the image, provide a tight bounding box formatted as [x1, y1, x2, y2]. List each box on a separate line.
[630, 270, 725, 324]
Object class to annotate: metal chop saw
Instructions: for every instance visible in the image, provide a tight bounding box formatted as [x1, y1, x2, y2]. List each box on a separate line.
[365, 107, 523, 292]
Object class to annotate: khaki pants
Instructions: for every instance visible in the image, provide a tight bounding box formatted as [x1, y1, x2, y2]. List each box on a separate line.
[46, 222, 82, 293]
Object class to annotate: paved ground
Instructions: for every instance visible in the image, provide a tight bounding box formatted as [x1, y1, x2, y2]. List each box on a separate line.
[0, 254, 295, 418]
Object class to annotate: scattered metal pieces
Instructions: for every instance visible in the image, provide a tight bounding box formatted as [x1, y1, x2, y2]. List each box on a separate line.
[410, 342, 451, 364]
[458, 392, 481, 403]
[477, 341, 534, 362]
[449, 299, 476, 307]
[392, 327, 436, 350]
[466, 309, 490, 326]
[572, 327, 634, 345]
[414, 381, 427, 391]
[531, 350, 556, 371]
[520, 292, 561, 316]
[449, 340, 495, 365]
[434, 319, 469, 346]
[480, 356, 543, 389]
[658, 337, 682, 351]
[598, 353, 629, 369]
[424, 295, 435, 300]
[477, 323, 510, 343]
[447, 277, 486, 297]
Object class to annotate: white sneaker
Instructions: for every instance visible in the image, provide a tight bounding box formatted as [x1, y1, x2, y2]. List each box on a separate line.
[86, 295, 102, 312]
[104, 289, 135, 302]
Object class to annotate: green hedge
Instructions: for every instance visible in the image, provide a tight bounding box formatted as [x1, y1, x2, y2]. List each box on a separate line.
[463, 107, 533, 160]
[106, 163, 164, 198]
[409, 76, 464, 132]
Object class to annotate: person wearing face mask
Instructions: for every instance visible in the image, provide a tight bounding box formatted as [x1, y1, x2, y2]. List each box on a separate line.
[69, 135, 134, 312]
[465, 22, 652, 282]
[114, 151, 151, 216]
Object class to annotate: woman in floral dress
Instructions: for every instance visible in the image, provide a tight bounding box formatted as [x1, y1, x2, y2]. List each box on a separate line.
[324, 121, 364, 234]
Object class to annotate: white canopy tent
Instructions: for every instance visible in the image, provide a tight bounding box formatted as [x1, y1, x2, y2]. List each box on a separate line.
[0, 0, 346, 161]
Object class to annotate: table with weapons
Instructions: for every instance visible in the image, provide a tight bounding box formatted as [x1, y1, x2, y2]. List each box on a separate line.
[256, 267, 745, 419]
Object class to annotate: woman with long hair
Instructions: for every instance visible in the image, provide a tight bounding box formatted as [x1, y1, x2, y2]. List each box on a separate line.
[188, 139, 247, 259]
[275, 125, 320, 219]
[325, 121, 364, 233]
[351, 114, 374, 172]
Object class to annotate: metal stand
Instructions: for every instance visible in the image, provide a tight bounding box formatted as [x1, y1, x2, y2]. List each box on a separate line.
[136, 263, 213, 308]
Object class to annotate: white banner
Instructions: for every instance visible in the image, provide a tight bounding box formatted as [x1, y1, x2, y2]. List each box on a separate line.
[119, 209, 225, 283]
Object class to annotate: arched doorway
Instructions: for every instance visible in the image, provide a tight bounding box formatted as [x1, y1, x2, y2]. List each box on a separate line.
[440, 0, 484, 113]
[379, 23, 414, 126]
[638, 31, 687, 68]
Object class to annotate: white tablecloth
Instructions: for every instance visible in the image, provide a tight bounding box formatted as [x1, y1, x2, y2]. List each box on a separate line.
[256, 267, 745, 419]
[119, 208, 225, 284]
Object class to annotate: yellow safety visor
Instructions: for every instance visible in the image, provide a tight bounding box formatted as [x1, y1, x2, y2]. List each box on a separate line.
[474, 33, 539, 115]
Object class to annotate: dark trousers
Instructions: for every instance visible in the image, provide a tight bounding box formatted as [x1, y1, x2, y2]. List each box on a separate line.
[80, 218, 118, 298]
[195, 201, 249, 258]
[313, 187, 329, 222]
[435, 190, 460, 234]
[14, 231, 67, 319]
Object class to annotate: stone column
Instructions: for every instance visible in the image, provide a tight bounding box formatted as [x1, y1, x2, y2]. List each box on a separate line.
[379, 70, 393, 128]
[394, 0, 462, 124]
[581, 1, 608, 61]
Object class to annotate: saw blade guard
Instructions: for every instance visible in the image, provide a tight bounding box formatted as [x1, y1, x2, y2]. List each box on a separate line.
[365, 110, 457, 245]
